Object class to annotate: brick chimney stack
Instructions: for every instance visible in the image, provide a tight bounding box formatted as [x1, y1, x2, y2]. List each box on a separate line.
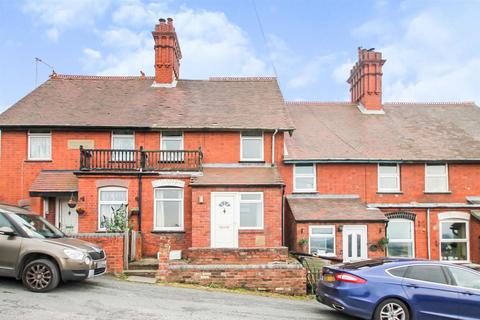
[152, 18, 182, 87]
[347, 47, 386, 111]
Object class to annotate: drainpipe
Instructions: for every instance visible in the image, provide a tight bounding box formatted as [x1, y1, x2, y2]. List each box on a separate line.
[427, 208, 431, 260]
[271, 129, 278, 166]
[138, 174, 142, 232]
[281, 184, 285, 246]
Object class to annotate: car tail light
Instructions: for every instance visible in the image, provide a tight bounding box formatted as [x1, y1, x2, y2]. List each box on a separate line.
[334, 272, 367, 284]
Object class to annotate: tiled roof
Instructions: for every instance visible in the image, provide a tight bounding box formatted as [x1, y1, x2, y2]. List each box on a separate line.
[285, 102, 480, 161]
[287, 196, 387, 222]
[0, 75, 293, 131]
[190, 167, 284, 186]
[29, 170, 78, 195]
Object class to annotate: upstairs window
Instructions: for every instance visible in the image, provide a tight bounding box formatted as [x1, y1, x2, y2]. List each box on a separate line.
[239, 193, 263, 229]
[28, 130, 51, 160]
[240, 131, 263, 161]
[111, 130, 134, 161]
[425, 164, 448, 192]
[378, 164, 400, 192]
[161, 131, 184, 161]
[294, 164, 316, 192]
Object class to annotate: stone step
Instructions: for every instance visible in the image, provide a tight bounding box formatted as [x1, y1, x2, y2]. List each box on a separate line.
[123, 269, 157, 278]
[128, 258, 159, 270]
[126, 276, 157, 284]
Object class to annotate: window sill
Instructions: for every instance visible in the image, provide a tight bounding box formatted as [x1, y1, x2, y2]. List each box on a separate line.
[151, 230, 185, 234]
[424, 191, 452, 194]
[377, 191, 403, 194]
[239, 160, 265, 164]
[239, 228, 264, 232]
[292, 191, 319, 194]
[25, 159, 52, 162]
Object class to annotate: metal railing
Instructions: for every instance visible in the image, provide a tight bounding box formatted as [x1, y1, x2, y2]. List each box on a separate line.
[79, 146, 203, 172]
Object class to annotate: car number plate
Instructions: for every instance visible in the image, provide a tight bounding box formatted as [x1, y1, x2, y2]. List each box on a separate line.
[96, 260, 106, 269]
[323, 274, 335, 282]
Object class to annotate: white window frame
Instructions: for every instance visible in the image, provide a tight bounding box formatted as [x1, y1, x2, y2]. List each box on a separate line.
[160, 131, 184, 150]
[240, 131, 264, 162]
[439, 219, 470, 263]
[42, 198, 49, 218]
[425, 163, 449, 193]
[98, 187, 128, 231]
[111, 131, 135, 161]
[378, 163, 401, 193]
[293, 164, 317, 192]
[238, 192, 264, 230]
[387, 219, 415, 258]
[28, 130, 52, 160]
[309, 225, 336, 256]
[153, 187, 184, 231]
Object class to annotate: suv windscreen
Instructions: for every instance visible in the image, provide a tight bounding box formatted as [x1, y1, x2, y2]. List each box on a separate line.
[9, 213, 64, 239]
[405, 265, 448, 285]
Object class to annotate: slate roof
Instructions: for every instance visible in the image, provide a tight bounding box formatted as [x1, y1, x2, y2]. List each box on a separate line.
[29, 170, 78, 195]
[287, 196, 387, 222]
[0, 75, 294, 131]
[190, 167, 284, 186]
[284, 101, 480, 162]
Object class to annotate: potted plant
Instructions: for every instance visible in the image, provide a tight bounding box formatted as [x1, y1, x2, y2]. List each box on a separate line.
[76, 206, 86, 215]
[378, 237, 389, 251]
[298, 238, 308, 251]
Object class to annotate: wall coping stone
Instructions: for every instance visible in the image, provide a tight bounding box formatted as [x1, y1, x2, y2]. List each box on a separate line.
[169, 263, 303, 270]
[71, 233, 126, 238]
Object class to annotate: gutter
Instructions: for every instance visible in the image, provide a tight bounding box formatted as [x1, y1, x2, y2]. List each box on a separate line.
[283, 159, 480, 164]
[368, 203, 480, 209]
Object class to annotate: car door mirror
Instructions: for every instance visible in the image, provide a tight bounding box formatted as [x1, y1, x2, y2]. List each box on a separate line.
[0, 226, 16, 236]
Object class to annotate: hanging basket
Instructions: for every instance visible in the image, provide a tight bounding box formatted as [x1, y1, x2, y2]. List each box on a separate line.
[76, 207, 86, 215]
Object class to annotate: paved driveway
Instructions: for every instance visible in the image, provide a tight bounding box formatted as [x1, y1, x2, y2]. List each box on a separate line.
[0, 276, 357, 320]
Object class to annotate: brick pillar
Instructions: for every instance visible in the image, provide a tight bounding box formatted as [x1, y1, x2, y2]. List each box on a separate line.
[157, 241, 171, 281]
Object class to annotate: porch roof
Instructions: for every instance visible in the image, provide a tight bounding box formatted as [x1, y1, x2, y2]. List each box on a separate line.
[287, 196, 387, 222]
[29, 170, 78, 196]
[190, 167, 284, 187]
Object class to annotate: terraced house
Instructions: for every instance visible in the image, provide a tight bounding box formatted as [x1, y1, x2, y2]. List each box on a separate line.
[0, 18, 479, 284]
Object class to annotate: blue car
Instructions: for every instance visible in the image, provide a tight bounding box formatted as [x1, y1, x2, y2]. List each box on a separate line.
[316, 258, 480, 320]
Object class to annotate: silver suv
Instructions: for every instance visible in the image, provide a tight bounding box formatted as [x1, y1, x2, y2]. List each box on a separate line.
[0, 204, 106, 292]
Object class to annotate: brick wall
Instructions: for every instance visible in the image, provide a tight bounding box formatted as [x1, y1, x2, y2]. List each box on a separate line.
[184, 247, 288, 265]
[191, 186, 283, 248]
[72, 233, 125, 273]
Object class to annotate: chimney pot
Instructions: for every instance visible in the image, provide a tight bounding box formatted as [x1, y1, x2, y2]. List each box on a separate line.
[159, 18, 166, 23]
[167, 17, 173, 23]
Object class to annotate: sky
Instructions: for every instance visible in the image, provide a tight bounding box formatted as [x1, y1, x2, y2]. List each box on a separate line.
[1, 0, 480, 112]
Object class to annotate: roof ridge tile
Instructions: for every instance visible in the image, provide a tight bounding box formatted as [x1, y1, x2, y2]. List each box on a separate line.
[51, 74, 155, 80]
[384, 101, 476, 106]
[208, 77, 276, 82]
[285, 101, 353, 106]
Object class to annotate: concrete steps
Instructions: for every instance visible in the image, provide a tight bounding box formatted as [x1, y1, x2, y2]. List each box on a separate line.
[125, 258, 159, 278]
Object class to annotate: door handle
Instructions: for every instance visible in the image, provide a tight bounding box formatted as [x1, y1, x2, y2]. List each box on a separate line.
[462, 291, 474, 296]
[405, 283, 419, 288]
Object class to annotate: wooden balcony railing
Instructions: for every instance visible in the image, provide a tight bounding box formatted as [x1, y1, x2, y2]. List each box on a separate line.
[79, 146, 203, 172]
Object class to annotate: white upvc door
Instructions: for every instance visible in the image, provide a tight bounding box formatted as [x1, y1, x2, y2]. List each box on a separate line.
[56, 198, 78, 234]
[211, 193, 238, 248]
[343, 225, 367, 262]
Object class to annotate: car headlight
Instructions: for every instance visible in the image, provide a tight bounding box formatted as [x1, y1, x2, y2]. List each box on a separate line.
[64, 249, 85, 261]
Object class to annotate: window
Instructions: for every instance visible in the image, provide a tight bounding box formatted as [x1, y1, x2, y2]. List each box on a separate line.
[0, 213, 13, 228]
[28, 130, 51, 160]
[448, 267, 480, 290]
[161, 131, 183, 161]
[425, 164, 448, 192]
[388, 266, 409, 278]
[112, 130, 134, 161]
[440, 220, 469, 261]
[154, 188, 183, 231]
[387, 219, 414, 258]
[98, 187, 128, 230]
[240, 131, 263, 161]
[43, 198, 49, 218]
[405, 265, 448, 285]
[378, 164, 400, 192]
[294, 164, 316, 192]
[239, 193, 263, 229]
[309, 226, 335, 256]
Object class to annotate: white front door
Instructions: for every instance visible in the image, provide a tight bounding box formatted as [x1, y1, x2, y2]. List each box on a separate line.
[57, 198, 78, 234]
[343, 225, 367, 262]
[211, 193, 238, 248]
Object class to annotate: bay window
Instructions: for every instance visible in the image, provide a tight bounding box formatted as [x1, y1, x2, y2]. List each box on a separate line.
[154, 188, 183, 231]
[387, 219, 414, 257]
[98, 187, 128, 230]
[239, 192, 263, 229]
[309, 225, 335, 256]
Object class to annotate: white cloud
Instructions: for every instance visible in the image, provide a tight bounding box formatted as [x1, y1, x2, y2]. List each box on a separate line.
[81, 3, 270, 78]
[22, 0, 110, 42]
[333, 61, 353, 84]
[287, 55, 335, 89]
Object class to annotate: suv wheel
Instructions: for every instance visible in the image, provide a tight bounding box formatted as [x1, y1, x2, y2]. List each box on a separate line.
[374, 298, 410, 320]
[22, 259, 60, 292]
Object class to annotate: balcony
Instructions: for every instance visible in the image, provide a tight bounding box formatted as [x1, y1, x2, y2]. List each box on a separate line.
[79, 147, 203, 172]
